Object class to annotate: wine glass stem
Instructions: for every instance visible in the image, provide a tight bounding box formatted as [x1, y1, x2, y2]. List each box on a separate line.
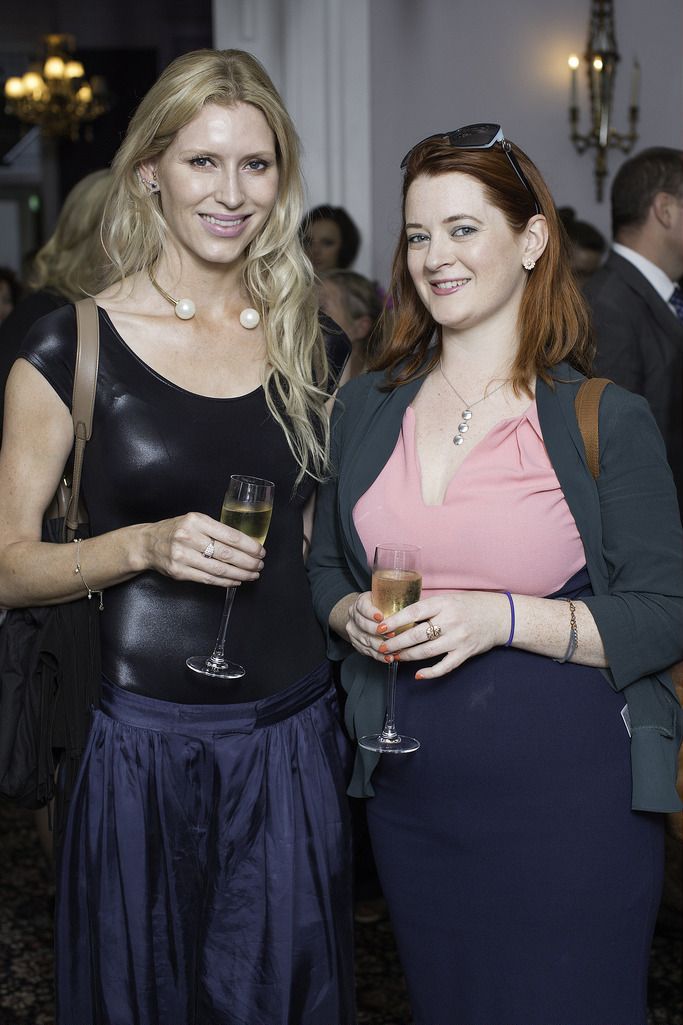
[380, 660, 399, 741]
[210, 585, 237, 661]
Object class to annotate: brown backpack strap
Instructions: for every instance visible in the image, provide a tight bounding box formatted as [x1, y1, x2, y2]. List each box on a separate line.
[64, 298, 100, 540]
[574, 377, 611, 480]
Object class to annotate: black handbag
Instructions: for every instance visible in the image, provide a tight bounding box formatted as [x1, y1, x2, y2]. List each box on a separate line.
[0, 298, 101, 814]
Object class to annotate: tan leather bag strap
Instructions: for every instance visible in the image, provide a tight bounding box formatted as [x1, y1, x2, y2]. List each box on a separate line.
[64, 298, 100, 540]
[574, 377, 611, 480]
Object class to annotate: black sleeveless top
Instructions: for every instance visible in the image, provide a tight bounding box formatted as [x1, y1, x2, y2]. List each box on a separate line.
[19, 305, 348, 703]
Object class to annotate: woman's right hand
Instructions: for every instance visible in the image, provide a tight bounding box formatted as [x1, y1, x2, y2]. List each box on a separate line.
[345, 590, 394, 662]
[141, 512, 265, 588]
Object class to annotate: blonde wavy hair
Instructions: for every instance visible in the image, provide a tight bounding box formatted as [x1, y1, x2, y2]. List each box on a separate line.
[30, 169, 112, 300]
[102, 49, 329, 484]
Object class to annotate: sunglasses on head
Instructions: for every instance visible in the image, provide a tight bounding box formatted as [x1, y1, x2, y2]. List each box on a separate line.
[400, 122, 541, 216]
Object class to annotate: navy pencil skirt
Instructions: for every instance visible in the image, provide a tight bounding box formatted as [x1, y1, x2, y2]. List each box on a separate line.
[55, 661, 355, 1025]
[366, 573, 665, 1025]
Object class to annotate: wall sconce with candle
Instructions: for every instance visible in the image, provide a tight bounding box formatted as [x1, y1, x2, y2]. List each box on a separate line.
[568, 0, 639, 201]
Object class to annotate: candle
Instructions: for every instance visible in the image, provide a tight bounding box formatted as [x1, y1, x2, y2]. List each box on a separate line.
[630, 58, 640, 108]
[568, 54, 580, 107]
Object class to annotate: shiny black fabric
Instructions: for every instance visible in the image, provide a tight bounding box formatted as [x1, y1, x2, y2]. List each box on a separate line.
[55, 663, 355, 1025]
[18, 306, 348, 703]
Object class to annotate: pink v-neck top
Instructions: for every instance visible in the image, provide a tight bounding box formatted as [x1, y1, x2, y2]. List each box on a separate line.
[352, 402, 586, 597]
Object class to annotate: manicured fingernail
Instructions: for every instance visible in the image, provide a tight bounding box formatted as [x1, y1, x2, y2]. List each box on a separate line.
[415, 672, 423, 680]
[373, 613, 383, 622]
[377, 623, 388, 634]
[384, 655, 393, 663]
[394, 653, 400, 662]
[386, 632, 396, 639]
[379, 643, 388, 653]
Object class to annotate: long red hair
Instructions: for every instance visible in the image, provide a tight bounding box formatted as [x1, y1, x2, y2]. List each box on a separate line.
[372, 137, 594, 394]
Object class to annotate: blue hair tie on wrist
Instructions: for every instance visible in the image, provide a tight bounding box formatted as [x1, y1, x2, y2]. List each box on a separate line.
[503, 591, 515, 647]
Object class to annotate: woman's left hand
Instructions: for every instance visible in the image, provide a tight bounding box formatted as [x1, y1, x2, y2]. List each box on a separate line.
[377, 591, 512, 679]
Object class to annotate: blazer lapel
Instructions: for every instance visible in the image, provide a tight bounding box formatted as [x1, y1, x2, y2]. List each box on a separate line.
[337, 375, 423, 587]
[607, 252, 683, 343]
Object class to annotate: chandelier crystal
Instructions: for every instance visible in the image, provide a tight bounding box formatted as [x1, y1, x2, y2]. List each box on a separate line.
[3, 34, 110, 140]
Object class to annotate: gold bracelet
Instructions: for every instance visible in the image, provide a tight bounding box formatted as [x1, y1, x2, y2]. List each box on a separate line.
[553, 598, 578, 663]
[73, 538, 104, 611]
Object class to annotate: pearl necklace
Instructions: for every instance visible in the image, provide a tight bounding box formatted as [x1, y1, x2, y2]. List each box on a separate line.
[148, 269, 261, 329]
[438, 360, 507, 446]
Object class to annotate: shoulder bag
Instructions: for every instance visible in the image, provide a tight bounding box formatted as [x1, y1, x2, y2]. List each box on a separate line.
[0, 298, 102, 815]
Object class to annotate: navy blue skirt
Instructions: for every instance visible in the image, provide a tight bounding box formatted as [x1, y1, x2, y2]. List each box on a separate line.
[55, 662, 355, 1025]
[366, 569, 665, 1025]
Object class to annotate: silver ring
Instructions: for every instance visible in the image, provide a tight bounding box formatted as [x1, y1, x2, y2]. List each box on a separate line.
[202, 540, 216, 559]
[425, 620, 441, 641]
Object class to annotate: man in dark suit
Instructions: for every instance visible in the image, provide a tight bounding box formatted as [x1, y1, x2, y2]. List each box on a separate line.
[584, 147, 683, 508]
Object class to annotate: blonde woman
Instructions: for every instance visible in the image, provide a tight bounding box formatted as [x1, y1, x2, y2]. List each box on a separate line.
[0, 170, 112, 433]
[29, 168, 112, 299]
[0, 50, 352, 1025]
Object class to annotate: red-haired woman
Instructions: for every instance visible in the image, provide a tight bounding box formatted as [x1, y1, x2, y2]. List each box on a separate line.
[308, 125, 683, 1025]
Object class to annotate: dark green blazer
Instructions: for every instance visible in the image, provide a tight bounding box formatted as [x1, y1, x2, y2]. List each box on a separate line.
[308, 361, 683, 812]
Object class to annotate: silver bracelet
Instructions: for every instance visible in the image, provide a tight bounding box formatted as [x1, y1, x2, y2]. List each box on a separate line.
[553, 598, 578, 663]
[73, 538, 104, 611]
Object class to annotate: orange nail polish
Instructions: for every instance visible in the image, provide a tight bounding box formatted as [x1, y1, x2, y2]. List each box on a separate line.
[384, 655, 393, 663]
[373, 613, 383, 622]
[378, 643, 388, 654]
[386, 632, 396, 639]
[415, 672, 423, 680]
[377, 624, 388, 634]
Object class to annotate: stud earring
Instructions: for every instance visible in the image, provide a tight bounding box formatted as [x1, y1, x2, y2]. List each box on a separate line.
[523, 257, 536, 271]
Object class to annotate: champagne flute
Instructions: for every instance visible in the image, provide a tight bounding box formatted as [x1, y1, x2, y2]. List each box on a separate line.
[358, 543, 422, 754]
[186, 474, 274, 679]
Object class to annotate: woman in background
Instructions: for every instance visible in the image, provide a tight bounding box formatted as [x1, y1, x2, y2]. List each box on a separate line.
[303, 203, 361, 273]
[0, 169, 112, 437]
[318, 268, 383, 377]
[559, 205, 607, 285]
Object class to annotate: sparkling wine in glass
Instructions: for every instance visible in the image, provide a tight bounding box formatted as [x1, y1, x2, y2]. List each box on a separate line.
[186, 474, 274, 679]
[358, 543, 422, 754]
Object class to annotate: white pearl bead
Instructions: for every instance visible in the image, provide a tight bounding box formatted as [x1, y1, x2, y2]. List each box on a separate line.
[239, 307, 260, 330]
[174, 298, 196, 320]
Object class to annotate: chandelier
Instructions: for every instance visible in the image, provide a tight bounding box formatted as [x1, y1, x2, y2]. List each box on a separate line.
[3, 34, 110, 140]
[567, 0, 639, 201]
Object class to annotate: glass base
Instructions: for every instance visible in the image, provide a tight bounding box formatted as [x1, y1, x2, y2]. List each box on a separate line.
[186, 655, 245, 679]
[358, 733, 420, 754]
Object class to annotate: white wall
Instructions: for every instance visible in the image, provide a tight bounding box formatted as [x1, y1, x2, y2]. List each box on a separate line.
[369, 0, 683, 284]
[212, 0, 373, 275]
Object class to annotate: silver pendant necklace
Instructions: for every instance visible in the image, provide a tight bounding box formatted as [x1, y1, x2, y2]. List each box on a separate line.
[438, 360, 508, 446]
